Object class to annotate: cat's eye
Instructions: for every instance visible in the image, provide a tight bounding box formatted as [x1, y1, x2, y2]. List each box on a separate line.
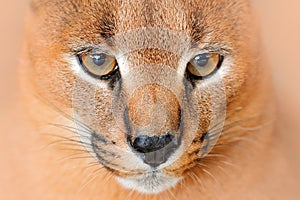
[78, 53, 118, 79]
[187, 53, 223, 79]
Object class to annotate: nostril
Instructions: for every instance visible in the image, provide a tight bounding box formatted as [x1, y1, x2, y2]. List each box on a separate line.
[131, 134, 175, 153]
[128, 133, 181, 168]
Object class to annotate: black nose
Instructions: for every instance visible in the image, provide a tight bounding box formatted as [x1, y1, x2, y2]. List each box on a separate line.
[129, 134, 179, 168]
[132, 134, 174, 153]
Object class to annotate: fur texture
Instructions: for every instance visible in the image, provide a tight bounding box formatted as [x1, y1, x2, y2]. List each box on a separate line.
[19, 0, 277, 199]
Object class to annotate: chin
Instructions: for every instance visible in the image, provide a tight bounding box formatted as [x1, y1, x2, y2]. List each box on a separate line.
[116, 172, 181, 194]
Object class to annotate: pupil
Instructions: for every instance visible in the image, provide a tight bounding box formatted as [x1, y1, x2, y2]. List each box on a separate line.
[195, 53, 210, 67]
[92, 54, 106, 66]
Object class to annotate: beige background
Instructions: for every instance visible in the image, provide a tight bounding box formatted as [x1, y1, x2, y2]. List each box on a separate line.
[0, 0, 299, 197]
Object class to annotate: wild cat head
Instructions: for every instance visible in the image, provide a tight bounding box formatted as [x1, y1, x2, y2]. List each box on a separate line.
[24, 0, 262, 194]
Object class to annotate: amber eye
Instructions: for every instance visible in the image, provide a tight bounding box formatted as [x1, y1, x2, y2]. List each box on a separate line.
[78, 53, 118, 79]
[187, 53, 223, 79]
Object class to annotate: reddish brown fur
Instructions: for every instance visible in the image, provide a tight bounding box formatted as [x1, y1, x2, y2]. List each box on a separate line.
[18, 0, 283, 199]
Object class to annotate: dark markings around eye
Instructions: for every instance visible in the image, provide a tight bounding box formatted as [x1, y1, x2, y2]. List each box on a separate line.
[108, 70, 121, 90]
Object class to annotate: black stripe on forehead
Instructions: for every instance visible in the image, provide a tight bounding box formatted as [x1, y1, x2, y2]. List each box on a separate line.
[189, 11, 208, 44]
[98, 10, 117, 40]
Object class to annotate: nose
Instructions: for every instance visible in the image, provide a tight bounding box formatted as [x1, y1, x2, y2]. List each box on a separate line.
[129, 133, 179, 168]
[132, 134, 174, 153]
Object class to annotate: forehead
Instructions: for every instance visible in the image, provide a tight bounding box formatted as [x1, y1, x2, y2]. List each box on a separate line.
[31, 0, 250, 44]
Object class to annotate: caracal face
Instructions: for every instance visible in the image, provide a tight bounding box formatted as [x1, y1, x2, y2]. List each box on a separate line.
[22, 0, 272, 194]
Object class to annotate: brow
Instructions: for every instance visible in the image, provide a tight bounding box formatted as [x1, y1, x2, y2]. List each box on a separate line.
[189, 11, 209, 44]
[97, 11, 117, 40]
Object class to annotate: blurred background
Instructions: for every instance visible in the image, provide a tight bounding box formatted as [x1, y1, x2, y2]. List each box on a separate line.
[0, 0, 299, 198]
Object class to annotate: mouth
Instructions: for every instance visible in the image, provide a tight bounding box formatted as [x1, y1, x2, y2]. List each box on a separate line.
[116, 170, 181, 194]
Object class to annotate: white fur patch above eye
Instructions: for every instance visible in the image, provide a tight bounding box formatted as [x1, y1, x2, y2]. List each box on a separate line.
[65, 56, 110, 89]
[116, 172, 181, 194]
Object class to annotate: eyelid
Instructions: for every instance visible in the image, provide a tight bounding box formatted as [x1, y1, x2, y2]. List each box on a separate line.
[71, 44, 114, 57]
[190, 43, 231, 56]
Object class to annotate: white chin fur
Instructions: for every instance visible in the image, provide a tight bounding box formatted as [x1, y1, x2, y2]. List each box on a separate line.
[116, 172, 181, 194]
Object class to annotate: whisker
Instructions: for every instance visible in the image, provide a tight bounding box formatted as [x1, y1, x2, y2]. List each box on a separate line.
[201, 168, 218, 185]
[59, 148, 91, 153]
[102, 171, 114, 186]
[203, 155, 238, 170]
[208, 114, 263, 137]
[204, 153, 229, 159]
[44, 133, 93, 147]
[62, 161, 100, 172]
[49, 123, 93, 135]
[58, 155, 96, 162]
[166, 188, 177, 200]
[210, 112, 263, 133]
[84, 162, 102, 170]
[36, 136, 92, 153]
[125, 185, 137, 200]
[215, 165, 233, 178]
[178, 175, 189, 192]
[234, 120, 273, 132]
[76, 167, 105, 195]
[187, 170, 204, 192]
[33, 93, 92, 131]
